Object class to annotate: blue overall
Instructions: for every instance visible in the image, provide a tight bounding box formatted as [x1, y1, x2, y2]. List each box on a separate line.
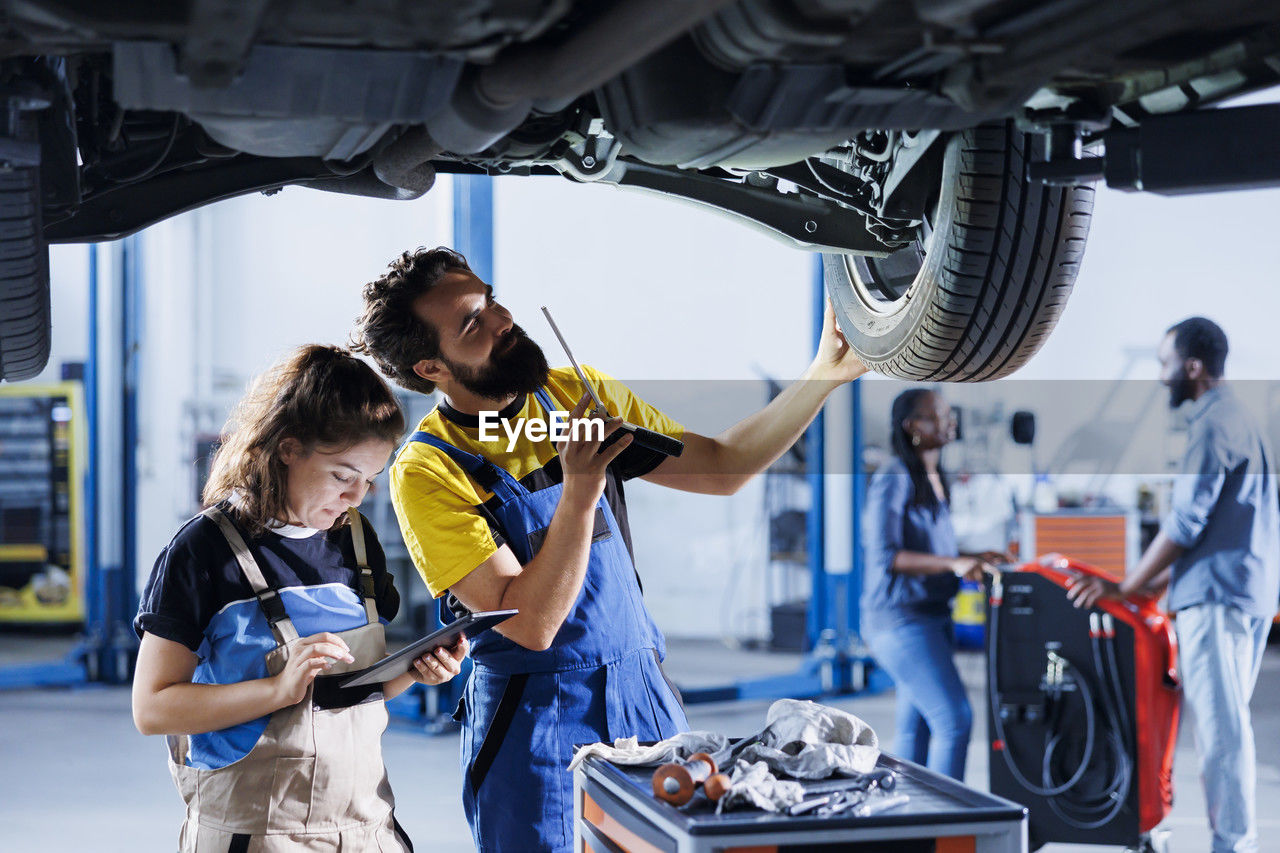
[409, 389, 689, 852]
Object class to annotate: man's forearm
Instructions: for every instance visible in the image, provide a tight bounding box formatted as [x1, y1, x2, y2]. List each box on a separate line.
[717, 367, 843, 473]
[649, 370, 844, 494]
[1119, 530, 1182, 598]
[497, 490, 597, 650]
[1143, 566, 1172, 596]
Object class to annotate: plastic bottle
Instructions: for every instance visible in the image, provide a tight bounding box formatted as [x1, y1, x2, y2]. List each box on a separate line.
[1032, 473, 1058, 514]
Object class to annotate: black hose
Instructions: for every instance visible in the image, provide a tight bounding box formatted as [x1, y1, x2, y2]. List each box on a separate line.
[1104, 622, 1133, 743]
[1046, 725, 1131, 829]
[1091, 631, 1123, 748]
[1042, 624, 1133, 830]
[988, 600, 1096, 796]
[989, 588, 1133, 828]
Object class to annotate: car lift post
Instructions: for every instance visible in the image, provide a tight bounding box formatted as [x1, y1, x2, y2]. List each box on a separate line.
[0, 239, 140, 690]
[385, 173, 493, 731]
[679, 255, 887, 704]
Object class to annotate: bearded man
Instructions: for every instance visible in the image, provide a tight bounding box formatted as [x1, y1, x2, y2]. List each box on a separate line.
[1069, 316, 1279, 853]
[352, 246, 867, 852]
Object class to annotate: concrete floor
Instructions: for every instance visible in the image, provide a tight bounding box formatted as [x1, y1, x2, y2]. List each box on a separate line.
[2, 636, 1277, 852]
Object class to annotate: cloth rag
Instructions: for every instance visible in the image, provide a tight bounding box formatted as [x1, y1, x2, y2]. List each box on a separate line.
[567, 731, 730, 773]
[715, 698, 880, 779]
[714, 760, 805, 814]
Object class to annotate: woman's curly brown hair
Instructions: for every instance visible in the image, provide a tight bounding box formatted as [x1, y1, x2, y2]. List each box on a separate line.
[202, 345, 405, 536]
[350, 246, 472, 394]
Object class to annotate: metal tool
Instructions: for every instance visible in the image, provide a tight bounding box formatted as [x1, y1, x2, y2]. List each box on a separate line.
[803, 768, 897, 797]
[540, 306, 684, 458]
[540, 306, 607, 414]
[854, 793, 911, 817]
[788, 793, 837, 816]
[813, 768, 898, 817]
[817, 790, 867, 816]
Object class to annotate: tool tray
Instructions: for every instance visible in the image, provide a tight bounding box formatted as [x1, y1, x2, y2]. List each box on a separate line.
[583, 751, 1026, 837]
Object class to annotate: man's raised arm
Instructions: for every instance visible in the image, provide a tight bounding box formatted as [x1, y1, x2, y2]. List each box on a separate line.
[644, 299, 868, 495]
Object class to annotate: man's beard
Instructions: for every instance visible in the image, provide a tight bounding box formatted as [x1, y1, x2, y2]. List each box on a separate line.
[1167, 365, 1195, 409]
[444, 325, 550, 401]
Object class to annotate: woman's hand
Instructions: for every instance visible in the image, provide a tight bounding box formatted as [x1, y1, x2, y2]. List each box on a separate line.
[273, 632, 355, 708]
[408, 636, 469, 686]
[949, 556, 997, 583]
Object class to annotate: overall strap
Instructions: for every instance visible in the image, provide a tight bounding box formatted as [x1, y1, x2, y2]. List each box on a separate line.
[202, 507, 300, 645]
[346, 508, 379, 625]
[408, 430, 525, 503]
[532, 387, 558, 416]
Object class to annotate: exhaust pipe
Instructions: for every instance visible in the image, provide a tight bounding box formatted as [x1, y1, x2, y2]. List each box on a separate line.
[427, 0, 738, 154]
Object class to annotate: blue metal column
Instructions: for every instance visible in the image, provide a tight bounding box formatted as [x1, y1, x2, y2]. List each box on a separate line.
[805, 255, 827, 652]
[110, 235, 143, 682]
[84, 243, 100, 643]
[848, 375, 864, 642]
[84, 236, 140, 684]
[453, 174, 494, 284]
[387, 174, 494, 732]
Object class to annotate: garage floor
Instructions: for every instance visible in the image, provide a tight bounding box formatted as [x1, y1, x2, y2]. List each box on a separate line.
[2, 636, 1277, 852]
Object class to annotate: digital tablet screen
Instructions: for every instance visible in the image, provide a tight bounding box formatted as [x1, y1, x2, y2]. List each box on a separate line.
[339, 609, 517, 688]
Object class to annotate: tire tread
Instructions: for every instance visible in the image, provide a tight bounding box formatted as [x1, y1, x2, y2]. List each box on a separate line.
[0, 166, 51, 382]
[827, 121, 1094, 381]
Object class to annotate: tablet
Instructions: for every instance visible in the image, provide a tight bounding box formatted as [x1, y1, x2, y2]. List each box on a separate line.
[339, 609, 518, 688]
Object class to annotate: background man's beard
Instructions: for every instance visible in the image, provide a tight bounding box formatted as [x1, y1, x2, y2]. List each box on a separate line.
[1167, 369, 1195, 408]
[446, 327, 550, 400]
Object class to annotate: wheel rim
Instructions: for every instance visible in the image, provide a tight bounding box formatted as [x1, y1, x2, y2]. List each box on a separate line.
[841, 212, 934, 317]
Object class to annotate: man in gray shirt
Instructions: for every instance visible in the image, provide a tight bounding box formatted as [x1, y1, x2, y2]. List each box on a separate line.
[1069, 316, 1279, 853]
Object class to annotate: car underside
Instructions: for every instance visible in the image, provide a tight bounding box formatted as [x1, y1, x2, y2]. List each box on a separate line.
[3, 0, 1280, 382]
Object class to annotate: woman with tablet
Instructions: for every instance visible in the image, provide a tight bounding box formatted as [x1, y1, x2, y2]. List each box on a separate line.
[131, 344, 467, 852]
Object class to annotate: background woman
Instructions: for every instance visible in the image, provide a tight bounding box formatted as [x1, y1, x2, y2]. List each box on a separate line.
[132, 344, 467, 851]
[860, 387, 1004, 781]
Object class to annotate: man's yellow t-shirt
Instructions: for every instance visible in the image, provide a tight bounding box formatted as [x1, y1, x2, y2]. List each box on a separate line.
[391, 365, 684, 598]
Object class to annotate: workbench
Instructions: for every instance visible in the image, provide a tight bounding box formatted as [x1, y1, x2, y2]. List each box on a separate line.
[574, 753, 1028, 853]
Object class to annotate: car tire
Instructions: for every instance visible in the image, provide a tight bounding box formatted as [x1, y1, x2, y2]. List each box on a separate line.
[0, 166, 51, 382]
[824, 122, 1094, 382]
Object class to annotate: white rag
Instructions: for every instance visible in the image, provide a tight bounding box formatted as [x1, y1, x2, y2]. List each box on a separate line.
[715, 698, 880, 779]
[714, 760, 805, 814]
[567, 731, 730, 772]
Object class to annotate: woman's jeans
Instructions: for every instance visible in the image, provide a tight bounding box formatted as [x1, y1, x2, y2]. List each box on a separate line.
[1177, 602, 1271, 853]
[863, 609, 972, 781]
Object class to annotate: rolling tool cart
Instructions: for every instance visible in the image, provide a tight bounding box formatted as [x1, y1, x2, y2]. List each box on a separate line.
[986, 556, 1179, 851]
[574, 753, 1028, 853]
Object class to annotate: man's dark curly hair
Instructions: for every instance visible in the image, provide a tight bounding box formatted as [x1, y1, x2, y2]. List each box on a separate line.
[351, 246, 471, 394]
[1167, 316, 1229, 378]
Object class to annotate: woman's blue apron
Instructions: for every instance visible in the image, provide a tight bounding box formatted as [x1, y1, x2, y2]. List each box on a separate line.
[409, 388, 688, 852]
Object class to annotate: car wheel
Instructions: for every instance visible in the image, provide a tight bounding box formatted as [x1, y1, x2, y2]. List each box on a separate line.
[824, 122, 1094, 382]
[0, 166, 51, 382]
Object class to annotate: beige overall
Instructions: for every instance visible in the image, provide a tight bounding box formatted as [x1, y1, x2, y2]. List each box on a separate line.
[166, 507, 412, 852]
